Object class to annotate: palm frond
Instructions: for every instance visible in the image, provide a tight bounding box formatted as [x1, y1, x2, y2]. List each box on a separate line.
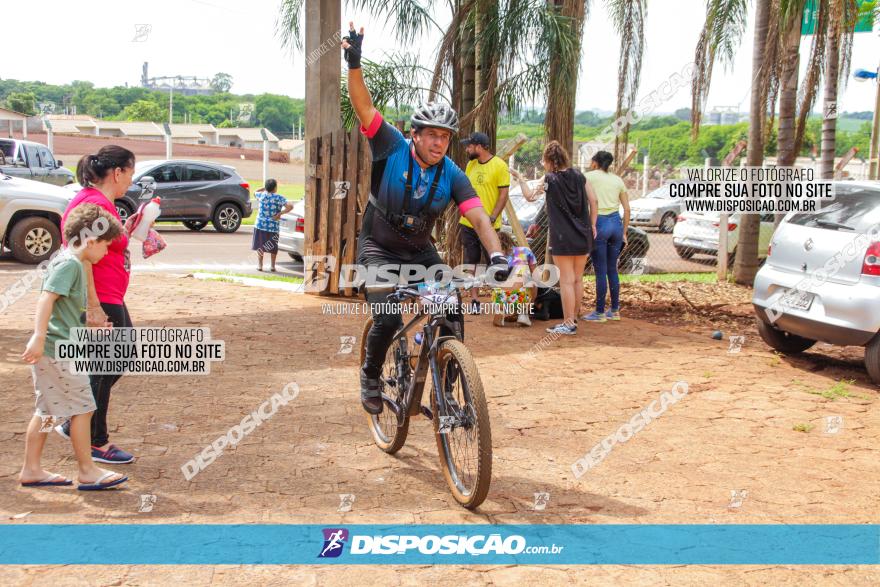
[691, 0, 749, 138]
[607, 0, 647, 161]
[341, 53, 440, 129]
[275, 0, 306, 53]
[348, 0, 444, 41]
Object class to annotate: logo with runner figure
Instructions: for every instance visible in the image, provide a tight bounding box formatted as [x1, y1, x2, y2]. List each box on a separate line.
[318, 528, 349, 558]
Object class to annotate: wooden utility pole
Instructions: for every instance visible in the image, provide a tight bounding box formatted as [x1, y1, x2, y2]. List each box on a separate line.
[305, 1, 341, 149]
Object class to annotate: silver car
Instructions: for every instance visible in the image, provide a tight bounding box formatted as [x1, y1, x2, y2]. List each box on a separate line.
[752, 181, 880, 383]
[278, 199, 305, 262]
[0, 173, 73, 264]
[629, 184, 683, 233]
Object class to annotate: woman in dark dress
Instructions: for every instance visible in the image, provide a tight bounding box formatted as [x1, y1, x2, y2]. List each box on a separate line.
[515, 141, 597, 335]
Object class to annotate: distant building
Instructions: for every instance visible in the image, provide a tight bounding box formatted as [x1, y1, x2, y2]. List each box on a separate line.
[217, 127, 279, 150]
[141, 62, 214, 96]
[278, 139, 305, 161]
[169, 124, 219, 145]
[38, 114, 276, 150]
[705, 107, 743, 126]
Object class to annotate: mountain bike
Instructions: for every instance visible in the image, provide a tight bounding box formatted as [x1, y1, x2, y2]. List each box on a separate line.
[359, 279, 492, 509]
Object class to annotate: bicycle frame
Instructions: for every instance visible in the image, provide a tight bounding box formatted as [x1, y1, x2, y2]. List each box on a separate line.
[387, 291, 464, 421]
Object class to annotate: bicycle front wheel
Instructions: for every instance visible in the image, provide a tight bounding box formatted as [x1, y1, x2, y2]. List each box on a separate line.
[360, 316, 410, 454]
[431, 339, 492, 509]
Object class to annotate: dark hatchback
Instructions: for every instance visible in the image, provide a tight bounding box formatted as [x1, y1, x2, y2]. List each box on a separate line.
[117, 159, 252, 233]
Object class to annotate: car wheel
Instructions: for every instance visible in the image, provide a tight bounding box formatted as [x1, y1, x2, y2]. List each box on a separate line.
[755, 318, 816, 354]
[288, 252, 303, 262]
[183, 220, 209, 231]
[211, 203, 242, 233]
[864, 335, 880, 385]
[115, 201, 133, 222]
[9, 217, 61, 264]
[674, 246, 695, 260]
[659, 212, 676, 233]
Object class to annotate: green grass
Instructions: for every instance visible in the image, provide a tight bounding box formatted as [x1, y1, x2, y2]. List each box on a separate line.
[583, 272, 717, 284]
[793, 423, 814, 433]
[195, 270, 303, 284]
[796, 378, 869, 401]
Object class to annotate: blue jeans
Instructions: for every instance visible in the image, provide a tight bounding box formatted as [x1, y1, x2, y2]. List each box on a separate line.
[593, 212, 624, 313]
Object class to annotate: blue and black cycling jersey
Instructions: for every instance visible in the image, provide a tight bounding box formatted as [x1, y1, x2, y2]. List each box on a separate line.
[358, 112, 482, 260]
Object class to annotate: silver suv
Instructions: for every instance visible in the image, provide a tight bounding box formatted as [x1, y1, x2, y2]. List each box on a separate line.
[0, 173, 72, 264]
[752, 182, 880, 383]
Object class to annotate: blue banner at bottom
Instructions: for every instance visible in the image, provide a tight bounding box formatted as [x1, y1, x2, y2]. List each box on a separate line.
[0, 525, 878, 565]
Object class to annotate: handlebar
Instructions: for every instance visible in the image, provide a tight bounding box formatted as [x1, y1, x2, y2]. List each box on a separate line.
[365, 276, 487, 297]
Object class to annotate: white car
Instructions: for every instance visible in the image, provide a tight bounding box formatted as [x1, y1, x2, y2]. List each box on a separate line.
[627, 184, 683, 233]
[278, 199, 305, 262]
[0, 173, 73, 263]
[673, 211, 776, 264]
[752, 182, 880, 382]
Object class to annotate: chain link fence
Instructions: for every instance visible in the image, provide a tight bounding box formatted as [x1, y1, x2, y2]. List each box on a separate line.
[500, 139, 727, 277]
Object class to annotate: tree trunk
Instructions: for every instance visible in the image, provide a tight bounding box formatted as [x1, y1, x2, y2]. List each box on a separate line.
[473, 0, 498, 152]
[734, 0, 770, 285]
[776, 12, 801, 168]
[774, 6, 801, 226]
[461, 21, 476, 137]
[543, 0, 585, 157]
[820, 10, 841, 180]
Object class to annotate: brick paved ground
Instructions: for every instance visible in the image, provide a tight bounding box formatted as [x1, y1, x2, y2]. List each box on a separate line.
[0, 273, 877, 585]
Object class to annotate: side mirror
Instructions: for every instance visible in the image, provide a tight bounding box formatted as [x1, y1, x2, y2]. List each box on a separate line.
[55, 160, 63, 168]
[136, 176, 157, 199]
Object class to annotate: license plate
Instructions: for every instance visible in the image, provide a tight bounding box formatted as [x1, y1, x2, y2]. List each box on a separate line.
[779, 289, 814, 311]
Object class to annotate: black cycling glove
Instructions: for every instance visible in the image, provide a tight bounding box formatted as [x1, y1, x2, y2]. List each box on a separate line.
[489, 254, 511, 284]
[342, 27, 363, 70]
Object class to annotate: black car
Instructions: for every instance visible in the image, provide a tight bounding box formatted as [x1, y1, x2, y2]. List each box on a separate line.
[503, 192, 650, 273]
[117, 160, 252, 233]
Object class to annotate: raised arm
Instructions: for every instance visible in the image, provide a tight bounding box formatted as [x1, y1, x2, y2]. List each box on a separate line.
[341, 23, 379, 130]
[510, 169, 544, 203]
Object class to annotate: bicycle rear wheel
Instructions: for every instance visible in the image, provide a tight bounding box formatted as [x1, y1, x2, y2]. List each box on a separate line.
[360, 316, 411, 454]
[431, 339, 492, 509]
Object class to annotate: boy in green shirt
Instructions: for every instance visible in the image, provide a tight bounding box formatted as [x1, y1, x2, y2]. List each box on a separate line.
[19, 204, 129, 491]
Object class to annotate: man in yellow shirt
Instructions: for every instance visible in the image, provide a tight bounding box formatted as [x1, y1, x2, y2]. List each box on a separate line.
[460, 132, 510, 309]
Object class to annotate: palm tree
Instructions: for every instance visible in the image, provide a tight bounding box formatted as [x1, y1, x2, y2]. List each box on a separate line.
[819, 0, 860, 179]
[543, 0, 589, 157]
[691, 0, 749, 139]
[775, 0, 805, 169]
[609, 0, 648, 166]
[735, 0, 772, 285]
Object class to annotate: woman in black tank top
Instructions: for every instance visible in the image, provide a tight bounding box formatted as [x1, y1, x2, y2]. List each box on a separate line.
[515, 141, 598, 335]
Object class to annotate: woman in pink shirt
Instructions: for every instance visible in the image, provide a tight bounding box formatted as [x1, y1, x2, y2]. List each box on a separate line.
[57, 145, 137, 465]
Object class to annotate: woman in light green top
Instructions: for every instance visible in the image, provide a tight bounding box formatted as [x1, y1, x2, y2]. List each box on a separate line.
[583, 151, 630, 322]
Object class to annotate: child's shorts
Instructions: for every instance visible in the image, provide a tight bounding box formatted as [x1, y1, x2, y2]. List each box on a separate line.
[31, 355, 96, 420]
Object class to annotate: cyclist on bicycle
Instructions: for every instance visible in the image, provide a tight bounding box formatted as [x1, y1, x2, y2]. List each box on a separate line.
[342, 23, 509, 415]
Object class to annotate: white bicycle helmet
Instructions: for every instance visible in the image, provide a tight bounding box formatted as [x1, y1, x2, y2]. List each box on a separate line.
[410, 101, 459, 133]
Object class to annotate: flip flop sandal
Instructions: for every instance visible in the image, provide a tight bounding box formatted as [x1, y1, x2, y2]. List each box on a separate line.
[78, 471, 128, 491]
[21, 473, 73, 487]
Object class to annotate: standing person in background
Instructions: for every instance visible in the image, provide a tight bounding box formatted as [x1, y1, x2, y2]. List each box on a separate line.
[518, 141, 598, 336]
[459, 132, 510, 311]
[583, 151, 630, 322]
[252, 179, 293, 272]
[57, 145, 137, 465]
